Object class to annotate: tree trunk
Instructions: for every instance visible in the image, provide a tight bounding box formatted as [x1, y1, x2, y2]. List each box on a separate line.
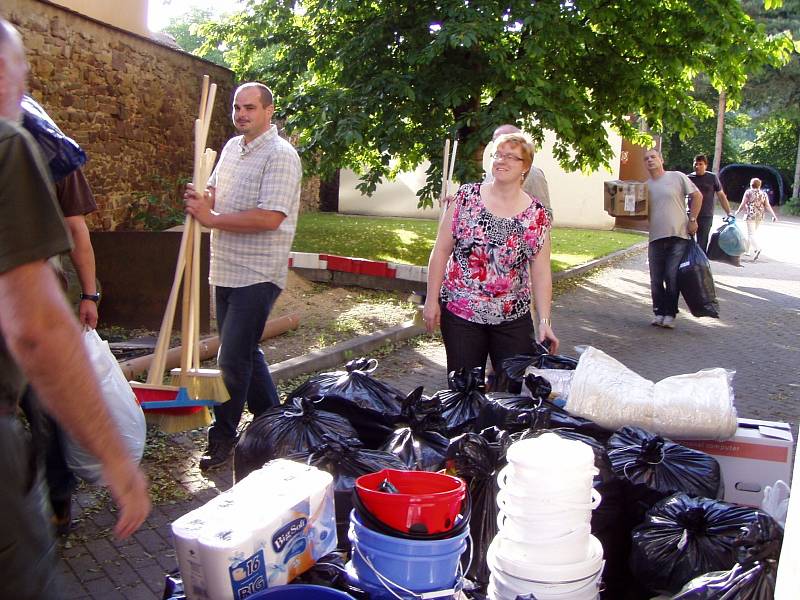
[713, 91, 726, 173]
[318, 169, 341, 212]
[793, 126, 800, 199]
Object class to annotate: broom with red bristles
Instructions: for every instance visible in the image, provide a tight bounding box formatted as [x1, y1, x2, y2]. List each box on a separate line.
[130, 75, 228, 432]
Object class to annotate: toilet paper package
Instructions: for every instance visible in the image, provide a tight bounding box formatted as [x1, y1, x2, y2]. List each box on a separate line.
[171, 459, 336, 599]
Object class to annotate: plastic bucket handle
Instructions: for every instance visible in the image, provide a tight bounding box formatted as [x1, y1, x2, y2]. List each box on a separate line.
[353, 534, 471, 600]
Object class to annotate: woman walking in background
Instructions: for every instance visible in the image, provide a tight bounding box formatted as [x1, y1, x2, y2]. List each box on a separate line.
[735, 177, 778, 261]
[423, 132, 558, 378]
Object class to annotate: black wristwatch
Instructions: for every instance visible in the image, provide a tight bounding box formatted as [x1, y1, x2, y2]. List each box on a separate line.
[80, 292, 101, 302]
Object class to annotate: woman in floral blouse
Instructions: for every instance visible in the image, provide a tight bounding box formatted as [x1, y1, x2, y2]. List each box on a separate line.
[423, 132, 558, 375]
[734, 177, 778, 261]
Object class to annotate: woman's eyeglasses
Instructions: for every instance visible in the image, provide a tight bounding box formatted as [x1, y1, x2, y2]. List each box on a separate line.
[492, 152, 524, 162]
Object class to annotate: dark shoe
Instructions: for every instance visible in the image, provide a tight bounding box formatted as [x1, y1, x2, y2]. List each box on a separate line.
[51, 499, 73, 536]
[199, 438, 234, 471]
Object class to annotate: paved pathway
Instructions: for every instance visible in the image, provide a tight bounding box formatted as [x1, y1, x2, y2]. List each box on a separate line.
[380, 215, 800, 425]
[57, 214, 799, 598]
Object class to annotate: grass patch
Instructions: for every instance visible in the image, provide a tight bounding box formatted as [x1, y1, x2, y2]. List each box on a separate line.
[293, 212, 645, 271]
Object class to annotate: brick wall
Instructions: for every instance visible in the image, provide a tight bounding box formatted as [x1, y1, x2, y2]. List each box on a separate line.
[3, 0, 319, 230]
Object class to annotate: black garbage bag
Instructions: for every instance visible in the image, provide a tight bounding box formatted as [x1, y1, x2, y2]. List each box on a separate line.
[233, 397, 358, 482]
[679, 240, 720, 318]
[432, 367, 489, 437]
[380, 387, 450, 471]
[478, 392, 613, 443]
[288, 358, 405, 448]
[673, 513, 783, 599]
[162, 569, 185, 600]
[287, 435, 406, 551]
[446, 431, 509, 586]
[607, 426, 722, 525]
[707, 230, 741, 267]
[21, 95, 87, 182]
[630, 493, 777, 595]
[493, 341, 578, 393]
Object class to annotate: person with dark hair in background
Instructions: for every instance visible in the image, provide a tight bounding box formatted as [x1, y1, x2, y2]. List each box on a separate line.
[687, 154, 733, 254]
[19, 95, 101, 535]
[1, 18, 150, 598]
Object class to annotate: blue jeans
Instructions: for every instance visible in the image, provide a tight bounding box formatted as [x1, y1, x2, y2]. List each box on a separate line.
[209, 282, 281, 443]
[648, 237, 689, 317]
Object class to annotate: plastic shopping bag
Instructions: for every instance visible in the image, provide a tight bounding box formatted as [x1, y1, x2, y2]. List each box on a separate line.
[21, 95, 87, 181]
[679, 240, 720, 318]
[717, 217, 747, 257]
[63, 330, 146, 484]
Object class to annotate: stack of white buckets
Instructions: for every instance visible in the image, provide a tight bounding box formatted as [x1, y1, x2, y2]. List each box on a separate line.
[487, 433, 605, 600]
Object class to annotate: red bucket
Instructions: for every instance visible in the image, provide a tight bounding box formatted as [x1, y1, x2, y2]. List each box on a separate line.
[355, 469, 466, 534]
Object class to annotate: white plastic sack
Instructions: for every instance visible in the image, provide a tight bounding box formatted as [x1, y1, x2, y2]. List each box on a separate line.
[761, 480, 790, 528]
[62, 329, 147, 484]
[565, 346, 737, 440]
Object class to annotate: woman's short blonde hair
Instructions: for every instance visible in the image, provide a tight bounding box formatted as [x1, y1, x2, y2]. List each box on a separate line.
[750, 178, 762, 189]
[494, 132, 534, 177]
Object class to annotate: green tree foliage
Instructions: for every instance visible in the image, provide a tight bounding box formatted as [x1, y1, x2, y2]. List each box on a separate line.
[205, 0, 793, 206]
[162, 7, 229, 67]
[741, 0, 800, 121]
[662, 113, 748, 171]
[742, 117, 799, 176]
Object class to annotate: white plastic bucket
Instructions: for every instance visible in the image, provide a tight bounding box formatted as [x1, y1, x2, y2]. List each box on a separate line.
[497, 509, 583, 540]
[494, 523, 592, 565]
[496, 488, 601, 531]
[497, 463, 598, 495]
[505, 434, 596, 473]
[496, 474, 599, 506]
[488, 535, 603, 589]
[490, 570, 600, 600]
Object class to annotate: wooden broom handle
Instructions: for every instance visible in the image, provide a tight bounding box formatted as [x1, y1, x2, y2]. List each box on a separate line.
[146, 221, 192, 384]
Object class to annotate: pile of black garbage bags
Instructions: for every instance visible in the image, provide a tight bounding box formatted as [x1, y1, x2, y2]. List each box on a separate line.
[223, 348, 784, 600]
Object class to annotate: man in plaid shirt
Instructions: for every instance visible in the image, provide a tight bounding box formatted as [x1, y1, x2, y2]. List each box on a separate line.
[185, 82, 302, 470]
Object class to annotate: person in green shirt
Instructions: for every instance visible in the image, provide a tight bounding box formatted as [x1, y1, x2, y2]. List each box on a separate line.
[1, 19, 150, 598]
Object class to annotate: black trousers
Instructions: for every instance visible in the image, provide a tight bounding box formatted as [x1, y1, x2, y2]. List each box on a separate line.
[0, 416, 63, 599]
[19, 387, 76, 516]
[439, 303, 536, 375]
[696, 216, 714, 254]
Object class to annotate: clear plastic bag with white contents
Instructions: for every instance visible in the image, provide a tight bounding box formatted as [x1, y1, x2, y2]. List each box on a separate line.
[62, 330, 146, 484]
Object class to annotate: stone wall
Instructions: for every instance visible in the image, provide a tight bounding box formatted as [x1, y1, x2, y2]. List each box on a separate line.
[3, 0, 319, 230]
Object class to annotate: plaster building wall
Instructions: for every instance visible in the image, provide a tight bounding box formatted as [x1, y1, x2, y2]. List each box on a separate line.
[47, 0, 149, 36]
[340, 128, 622, 229]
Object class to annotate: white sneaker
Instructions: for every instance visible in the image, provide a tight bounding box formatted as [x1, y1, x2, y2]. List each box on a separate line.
[661, 316, 676, 329]
[651, 315, 664, 327]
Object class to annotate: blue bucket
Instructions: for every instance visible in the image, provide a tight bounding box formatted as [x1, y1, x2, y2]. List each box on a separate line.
[248, 584, 355, 599]
[348, 510, 469, 598]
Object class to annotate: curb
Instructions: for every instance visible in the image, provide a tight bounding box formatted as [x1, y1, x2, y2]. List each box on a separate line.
[271, 319, 425, 382]
[553, 240, 648, 282]
[270, 241, 648, 382]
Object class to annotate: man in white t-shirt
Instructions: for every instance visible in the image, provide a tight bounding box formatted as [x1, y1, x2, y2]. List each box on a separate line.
[185, 82, 302, 470]
[644, 148, 702, 329]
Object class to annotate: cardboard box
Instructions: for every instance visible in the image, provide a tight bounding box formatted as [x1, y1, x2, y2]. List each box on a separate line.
[682, 418, 794, 507]
[604, 180, 649, 216]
